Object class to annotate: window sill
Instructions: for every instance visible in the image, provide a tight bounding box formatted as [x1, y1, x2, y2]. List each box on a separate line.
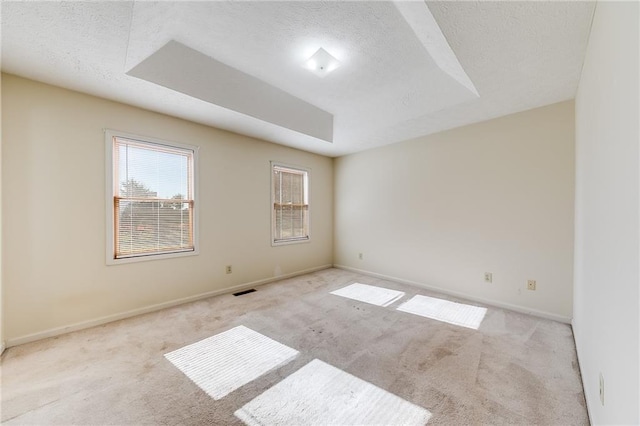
[271, 238, 310, 247]
[106, 249, 198, 265]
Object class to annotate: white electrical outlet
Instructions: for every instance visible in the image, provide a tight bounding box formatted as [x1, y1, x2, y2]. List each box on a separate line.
[599, 373, 605, 405]
[226, 265, 232, 274]
[527, 280, 536, 291]
[484, 272, 492, 283]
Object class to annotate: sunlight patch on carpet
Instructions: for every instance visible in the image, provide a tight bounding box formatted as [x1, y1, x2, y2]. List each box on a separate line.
[235, 359, 432, 425]
[330, 283, 405, 307]
[397, 295, 487, 329]
[164, 325, 298, 400]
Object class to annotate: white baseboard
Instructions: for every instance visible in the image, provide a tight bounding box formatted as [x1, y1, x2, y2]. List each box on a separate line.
[571, 320, 593, 425]
[333, 264, 572, 324]
[6, 264, 332, 348]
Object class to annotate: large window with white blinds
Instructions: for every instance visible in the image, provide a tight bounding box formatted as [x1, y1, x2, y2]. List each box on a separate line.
[272, 163, 310, 245]
[106, 130, 198, 264]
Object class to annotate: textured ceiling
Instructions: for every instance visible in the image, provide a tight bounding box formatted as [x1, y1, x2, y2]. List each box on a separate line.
[1, 1, 595, 157]
[128, 40, 335, 142]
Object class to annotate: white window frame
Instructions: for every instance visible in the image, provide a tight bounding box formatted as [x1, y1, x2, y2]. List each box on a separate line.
[105, 129, 199, 265]
[271, 161, 311, 246]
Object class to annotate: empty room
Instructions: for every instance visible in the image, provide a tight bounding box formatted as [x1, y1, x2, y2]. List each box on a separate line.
[1, 1, 638, 425]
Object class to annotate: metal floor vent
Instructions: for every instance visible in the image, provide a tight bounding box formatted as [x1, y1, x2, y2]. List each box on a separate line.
[233, 289, 257, 297]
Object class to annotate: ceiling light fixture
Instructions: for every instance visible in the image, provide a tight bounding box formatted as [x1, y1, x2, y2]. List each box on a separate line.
[303, 48, 340, 78]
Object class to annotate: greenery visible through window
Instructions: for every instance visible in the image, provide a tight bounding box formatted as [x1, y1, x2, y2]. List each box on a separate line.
[272, 163, 309, 244]
[111, 136, 195, 260]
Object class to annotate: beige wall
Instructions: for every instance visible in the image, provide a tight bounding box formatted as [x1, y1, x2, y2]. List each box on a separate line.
[334, 101, 575, 320]
[1, 74, 333, 344]
[573, 2, 639, 424]
[0, 72, 4, 353]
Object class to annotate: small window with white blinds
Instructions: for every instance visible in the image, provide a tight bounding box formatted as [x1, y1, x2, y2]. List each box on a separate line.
[106, 130, 198, 264]
[272, 163, 310, 245]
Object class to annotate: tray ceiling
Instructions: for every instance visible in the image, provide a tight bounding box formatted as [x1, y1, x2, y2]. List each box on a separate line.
[1, 1, 595, 157]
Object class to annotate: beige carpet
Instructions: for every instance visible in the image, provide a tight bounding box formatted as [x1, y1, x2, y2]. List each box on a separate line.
[1, 268, 588, 425]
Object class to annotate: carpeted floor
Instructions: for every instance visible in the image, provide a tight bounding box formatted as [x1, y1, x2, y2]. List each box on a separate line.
[1, 268, 588, 425]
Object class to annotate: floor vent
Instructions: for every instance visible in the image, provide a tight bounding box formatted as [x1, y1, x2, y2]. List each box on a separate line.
[233, 289, 257, 296]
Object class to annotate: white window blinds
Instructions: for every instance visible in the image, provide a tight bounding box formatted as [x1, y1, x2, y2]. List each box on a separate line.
[273, 164, 309, 244]
[113, 137, 195, 259]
